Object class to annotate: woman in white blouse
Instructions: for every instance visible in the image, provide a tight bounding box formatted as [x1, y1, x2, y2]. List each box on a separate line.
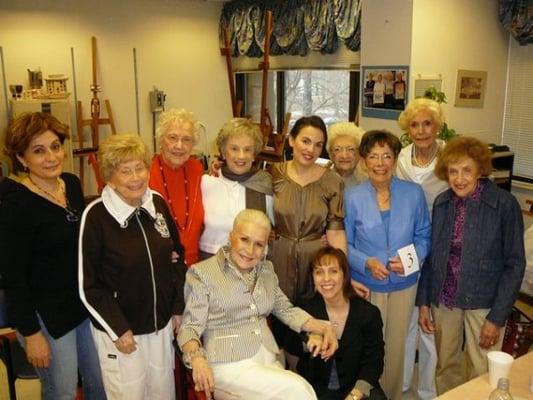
[199, 118, 273, 258]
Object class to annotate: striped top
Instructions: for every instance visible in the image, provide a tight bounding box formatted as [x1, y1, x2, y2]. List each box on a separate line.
[177, 247, 311, 363]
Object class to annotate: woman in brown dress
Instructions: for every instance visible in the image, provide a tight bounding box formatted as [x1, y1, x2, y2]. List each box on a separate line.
[270, 116, 346, 305]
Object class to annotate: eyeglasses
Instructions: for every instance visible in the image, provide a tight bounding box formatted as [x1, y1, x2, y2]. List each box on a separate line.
[165, 134, 194, 146]
[332, 146, 357, 155]
[366, 153, 395, 163]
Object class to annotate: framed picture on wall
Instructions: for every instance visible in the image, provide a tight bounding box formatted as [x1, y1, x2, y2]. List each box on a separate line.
[361, 65, 409, 120]
[454, 69, 488, 108]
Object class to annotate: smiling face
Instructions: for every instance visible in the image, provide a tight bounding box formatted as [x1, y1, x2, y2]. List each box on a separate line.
[408, 110, 439, 151]
[108, 159, 149, 207]
[160, 122, 195, 168]
[447, 157, 481, 198]
[364, 142, 396, 186]
[223, 134, 255, 175]
[229, 220, 269, 270]
[330, 135, 360, 177]
[289, 126, 325, 167]
[313, 258, 344, 302]
[17, 130, 65, 181]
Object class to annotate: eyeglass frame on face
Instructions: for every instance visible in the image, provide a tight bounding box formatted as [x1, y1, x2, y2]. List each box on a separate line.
[365, 152, 395, 163]
[163, 133, 194, 146]
[331, 145, 358, 155]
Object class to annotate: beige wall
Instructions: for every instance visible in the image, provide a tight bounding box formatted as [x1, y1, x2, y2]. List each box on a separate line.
[410, 0, 508, 144]
[0, 0, 231, 184]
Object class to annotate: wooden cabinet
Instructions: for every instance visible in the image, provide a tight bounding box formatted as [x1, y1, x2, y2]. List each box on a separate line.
[10, 98, 74, 172]
[491, 151, 514, 191]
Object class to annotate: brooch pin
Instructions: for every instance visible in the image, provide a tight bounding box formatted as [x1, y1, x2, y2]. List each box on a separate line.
[154, 212, 170, 238]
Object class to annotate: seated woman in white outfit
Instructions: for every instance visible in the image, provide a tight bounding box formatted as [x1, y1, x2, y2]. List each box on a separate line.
[178, 209, 338, 400]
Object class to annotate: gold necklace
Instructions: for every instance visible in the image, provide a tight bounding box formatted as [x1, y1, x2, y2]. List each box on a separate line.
[28, 175, 66, 206]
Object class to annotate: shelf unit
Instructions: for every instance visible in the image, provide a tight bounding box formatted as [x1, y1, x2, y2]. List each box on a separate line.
[491, 151, 514, 191]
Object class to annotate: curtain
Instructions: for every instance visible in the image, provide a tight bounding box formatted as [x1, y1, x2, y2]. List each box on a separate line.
[499, 0, 533, 45]
[219, 0, 362, 57]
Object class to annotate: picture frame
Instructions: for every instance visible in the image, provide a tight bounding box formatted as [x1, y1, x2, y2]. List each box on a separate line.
[361, 65, 409, 120]
[454, 69, 488, 108]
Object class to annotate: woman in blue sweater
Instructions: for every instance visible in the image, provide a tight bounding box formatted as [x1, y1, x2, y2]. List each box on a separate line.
[345, 130, 431, 400]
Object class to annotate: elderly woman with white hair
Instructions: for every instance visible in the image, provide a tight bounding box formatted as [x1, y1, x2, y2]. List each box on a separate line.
[178, 209, 338, 400]
[149, 108, 204, 266]
[396, 98, 449, 400]
[199, 117, 273, 259]
[326, 121, 366, 188]
[80, 134, 186, 399]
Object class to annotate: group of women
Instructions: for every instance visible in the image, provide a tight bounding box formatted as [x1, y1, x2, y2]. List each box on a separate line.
[0, 95, 525, 400]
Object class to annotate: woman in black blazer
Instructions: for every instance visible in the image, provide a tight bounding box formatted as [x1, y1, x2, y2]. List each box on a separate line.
[287, 246, 387, 400]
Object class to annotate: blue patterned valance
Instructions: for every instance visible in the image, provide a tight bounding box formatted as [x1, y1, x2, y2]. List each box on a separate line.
[219, 0, 362, 57]
[499, 0, 533, 45]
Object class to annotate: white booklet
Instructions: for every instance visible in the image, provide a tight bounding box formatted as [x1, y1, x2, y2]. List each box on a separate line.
[397, 243, 419, 276]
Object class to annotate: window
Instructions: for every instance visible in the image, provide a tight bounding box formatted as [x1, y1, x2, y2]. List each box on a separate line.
[237, 70, 359, 134]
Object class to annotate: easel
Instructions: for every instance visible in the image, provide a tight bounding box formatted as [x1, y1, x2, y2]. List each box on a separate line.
[220, 11, 291, 167]
[74, 36, 116, 193]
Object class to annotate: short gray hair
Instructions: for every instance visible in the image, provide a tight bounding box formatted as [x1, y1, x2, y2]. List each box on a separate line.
[216, 118, 263, 156]
[156, 108, 200, 144]
[327, 122, 364, 155]
[233, 209, 271, 235]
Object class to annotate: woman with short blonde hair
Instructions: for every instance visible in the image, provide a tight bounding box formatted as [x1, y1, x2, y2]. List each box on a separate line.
[326, 122, 366, 187]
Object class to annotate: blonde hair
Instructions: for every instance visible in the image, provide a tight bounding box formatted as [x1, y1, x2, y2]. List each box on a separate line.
[99, 133, 151, 181]
[327, 122, 364, 155]
[156, 108, 200, 144]
[398, 98, 444, 132]
[216, 118, 263, 156]
[233, 209, 271, 235]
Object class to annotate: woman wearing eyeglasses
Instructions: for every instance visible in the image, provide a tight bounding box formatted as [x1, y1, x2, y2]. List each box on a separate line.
[326, 121, 367, 188]
[149, 108, 204, 266]
[0, 112, 106, 400]
[345, 130, 431, 400]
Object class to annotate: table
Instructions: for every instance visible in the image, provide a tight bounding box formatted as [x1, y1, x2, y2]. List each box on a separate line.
[436, 351, 533, 399]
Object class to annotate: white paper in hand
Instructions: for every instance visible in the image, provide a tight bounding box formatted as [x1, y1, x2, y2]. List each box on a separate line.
[397, 244, 419, 276]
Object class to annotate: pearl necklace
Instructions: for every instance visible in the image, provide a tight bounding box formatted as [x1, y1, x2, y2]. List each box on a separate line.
[412, 143, 439, 169]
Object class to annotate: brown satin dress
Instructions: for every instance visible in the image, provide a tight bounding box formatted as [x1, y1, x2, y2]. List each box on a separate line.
[270, 162, 345, 303]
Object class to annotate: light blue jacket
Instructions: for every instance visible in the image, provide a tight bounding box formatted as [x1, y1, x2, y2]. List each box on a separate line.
[345, 177, 431, 292]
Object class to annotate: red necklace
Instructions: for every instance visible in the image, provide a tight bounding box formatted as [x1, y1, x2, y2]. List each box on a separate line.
[157, 155, 193, 233]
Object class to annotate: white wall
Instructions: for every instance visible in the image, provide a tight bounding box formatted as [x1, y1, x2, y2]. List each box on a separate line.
[410, 0, 508, 144]
[0, 0, 231, 187]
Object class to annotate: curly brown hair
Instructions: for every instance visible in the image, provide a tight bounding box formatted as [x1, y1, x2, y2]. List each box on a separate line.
[434, 136, 492, 181]
[3, 112, 69, 173]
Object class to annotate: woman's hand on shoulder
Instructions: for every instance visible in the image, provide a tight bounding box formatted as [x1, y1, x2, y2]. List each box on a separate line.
[191, 356, 215, 399]
[114, 330, 137, 354]
[25, 331, 51, 368]
[366, 257, 389, 280]
[208, 157, 224, 177]
[351, 279, 370, 300]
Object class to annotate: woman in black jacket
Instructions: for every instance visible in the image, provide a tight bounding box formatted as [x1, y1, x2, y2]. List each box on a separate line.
[287, 247, 386, 400]
[1, 112, 105, 400]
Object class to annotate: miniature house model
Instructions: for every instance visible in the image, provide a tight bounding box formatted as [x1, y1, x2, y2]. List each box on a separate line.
[45, 75, 69, 97]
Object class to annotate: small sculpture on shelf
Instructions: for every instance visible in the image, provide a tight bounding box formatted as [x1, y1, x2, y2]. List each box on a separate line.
[44, 75, 69, 98]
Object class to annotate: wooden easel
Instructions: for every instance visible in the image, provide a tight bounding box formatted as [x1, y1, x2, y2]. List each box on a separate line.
[74, 36, 116, 192]
[220, 11, 291, 166]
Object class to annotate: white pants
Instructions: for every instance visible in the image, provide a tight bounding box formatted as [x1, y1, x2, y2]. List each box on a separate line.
[402, 306, 437, 400]
[91, 321, 175, 400]
[211, 344, 317, 400]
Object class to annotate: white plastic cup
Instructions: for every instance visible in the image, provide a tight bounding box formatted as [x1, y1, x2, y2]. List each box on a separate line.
[487, 351, 514, 388]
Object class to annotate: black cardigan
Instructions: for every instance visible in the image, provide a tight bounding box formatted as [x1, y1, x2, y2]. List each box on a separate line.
[0, 174, 87, 338]
[287, 294, 385, 399]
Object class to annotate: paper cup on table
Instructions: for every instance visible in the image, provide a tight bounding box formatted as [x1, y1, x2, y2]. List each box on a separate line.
[487, 351, 514, 388]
